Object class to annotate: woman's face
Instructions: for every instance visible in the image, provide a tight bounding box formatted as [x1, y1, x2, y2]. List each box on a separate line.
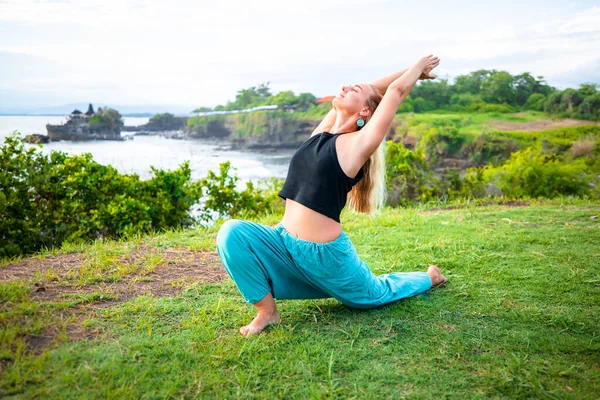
[332, 83, 372, 115]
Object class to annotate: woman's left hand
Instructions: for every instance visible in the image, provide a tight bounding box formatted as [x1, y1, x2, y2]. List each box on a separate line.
[419, 71, 437, 80]
[419, 56, 440, 80]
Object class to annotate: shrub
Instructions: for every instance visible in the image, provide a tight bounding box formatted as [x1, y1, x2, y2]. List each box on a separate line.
[0, 133, 204, 257]
[524, 93, 546, 111]
[416, 126, 465, 162]
[440, 168, 487, 200]
[385, 141, 441, 206]
[462, 133, 521, 166]
[483, 144, 593, 199]
[575, 93, 600, 121]
[0, 133, 283, 257]
[198, 161, 284, 223]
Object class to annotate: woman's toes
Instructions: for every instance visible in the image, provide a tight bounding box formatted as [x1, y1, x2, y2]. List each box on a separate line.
[240, 325, 257, 337]
[427, 265, 447, 286]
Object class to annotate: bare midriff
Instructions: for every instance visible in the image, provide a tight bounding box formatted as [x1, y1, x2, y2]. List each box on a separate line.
[281, 199, 342, 243]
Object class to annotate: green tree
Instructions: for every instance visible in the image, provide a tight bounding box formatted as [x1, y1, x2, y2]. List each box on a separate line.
[560, 89, 585, 115]
[513, 72, 537, 106]
[578, 83, 597, 97]
[227, 82, 273, 110]
[192, 107, 213, 113]
[269, 91, 296, 107]
[411, 79, 452, 108]
[481, 71, 516, 105]
[453, 69, 493, 94]
[576, 93, 600, 120]
[412, 97, 436, 113]
[89, 107, 124, 131]
[545, 91, 563, 114]
[294, 92, 317, 111]
[524, 93, 546, 111]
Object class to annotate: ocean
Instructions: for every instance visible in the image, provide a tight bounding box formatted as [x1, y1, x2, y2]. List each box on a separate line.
[0, 115, 294, 182]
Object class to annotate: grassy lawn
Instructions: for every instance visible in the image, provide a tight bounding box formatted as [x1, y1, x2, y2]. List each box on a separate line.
[394, 111, 599, 142]
[1, 199, 599, 398]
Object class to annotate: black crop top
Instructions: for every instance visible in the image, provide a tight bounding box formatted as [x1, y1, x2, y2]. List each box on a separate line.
[278, 132, 365, 222]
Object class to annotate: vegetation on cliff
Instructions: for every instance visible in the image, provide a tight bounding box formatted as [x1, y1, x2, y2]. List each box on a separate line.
[193, 82, 317, 113]
[87, 107, 124, 132]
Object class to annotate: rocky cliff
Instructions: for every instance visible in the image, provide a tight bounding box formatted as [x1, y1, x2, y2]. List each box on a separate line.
[186, 114, 319, 150]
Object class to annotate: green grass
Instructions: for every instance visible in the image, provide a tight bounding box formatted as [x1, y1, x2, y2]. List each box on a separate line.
[395, 111, 549, 138]
[1, 199, 599, 398]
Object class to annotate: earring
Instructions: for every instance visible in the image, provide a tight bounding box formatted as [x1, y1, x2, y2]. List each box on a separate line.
[356, 118, 365, 127]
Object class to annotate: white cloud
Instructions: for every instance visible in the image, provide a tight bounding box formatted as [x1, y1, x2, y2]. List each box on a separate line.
[0, 0, 598, 108]
[531, 6, 600, 35]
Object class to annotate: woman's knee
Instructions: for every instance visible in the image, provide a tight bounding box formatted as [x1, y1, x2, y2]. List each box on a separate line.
[217, 219, 242, 248]
[216, 219, 247, 250]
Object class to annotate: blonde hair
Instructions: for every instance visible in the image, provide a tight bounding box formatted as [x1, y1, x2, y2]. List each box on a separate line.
[346, 85, 387, 216]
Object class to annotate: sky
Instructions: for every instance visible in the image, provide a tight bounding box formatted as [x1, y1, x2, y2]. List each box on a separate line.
[1, 0, 599, 112]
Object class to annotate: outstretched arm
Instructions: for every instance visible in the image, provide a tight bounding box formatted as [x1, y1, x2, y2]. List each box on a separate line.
[370, 61, 438, 95]
[354, 55, 440, 160]
[370, 69, 409, 95]
[311, 61, 439, 136]
[313, 69, 410, 136]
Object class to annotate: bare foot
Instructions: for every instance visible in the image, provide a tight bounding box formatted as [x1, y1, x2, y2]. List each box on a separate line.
[240, 311, 281, 337]
[427, 264, 448, 286]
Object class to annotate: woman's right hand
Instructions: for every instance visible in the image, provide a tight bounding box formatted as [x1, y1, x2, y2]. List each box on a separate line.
[417, 55, 440, 80]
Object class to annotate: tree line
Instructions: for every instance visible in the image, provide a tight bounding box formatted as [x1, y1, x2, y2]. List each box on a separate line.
[404, 70, 599, 120]
[191, 71, 599, 121]
[192, 82, 317, 113]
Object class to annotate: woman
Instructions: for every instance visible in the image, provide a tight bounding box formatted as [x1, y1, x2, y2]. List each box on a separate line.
[217, 55, 447, 337]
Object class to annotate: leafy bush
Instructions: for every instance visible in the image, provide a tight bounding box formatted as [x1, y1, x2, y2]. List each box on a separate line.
[385, 141, 441, 206]
[439, 168, 487, 200]
[197, 161, 284, 223]
[0, 133, 284, 257]
[576, 93, 600, 121]
[461, 133, 521, 166]
[483, 144, 593, 199]
[416, 126, 465, 162]
[0, 134, 204, 257]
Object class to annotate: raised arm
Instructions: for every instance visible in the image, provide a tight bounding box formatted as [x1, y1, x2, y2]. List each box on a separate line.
[311, 62, 438, 136]
[355, 55, 439, 160]
[312, 69, 409, 136]
[370, 63, 438, 95]
[369, 69, 409, 95]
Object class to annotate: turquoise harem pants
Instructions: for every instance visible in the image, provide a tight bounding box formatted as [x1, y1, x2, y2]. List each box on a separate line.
[215, 219, 432, 309]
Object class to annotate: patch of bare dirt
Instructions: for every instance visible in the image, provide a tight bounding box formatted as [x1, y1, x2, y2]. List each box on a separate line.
[2, 246, 228, 355]
[2, 246, 227, 298]
[2, 252, 86, 282]
[490, 119, 599, 132]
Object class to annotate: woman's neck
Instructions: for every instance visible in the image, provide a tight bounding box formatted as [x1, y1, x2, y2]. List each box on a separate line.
[329, 110, 357, 134]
